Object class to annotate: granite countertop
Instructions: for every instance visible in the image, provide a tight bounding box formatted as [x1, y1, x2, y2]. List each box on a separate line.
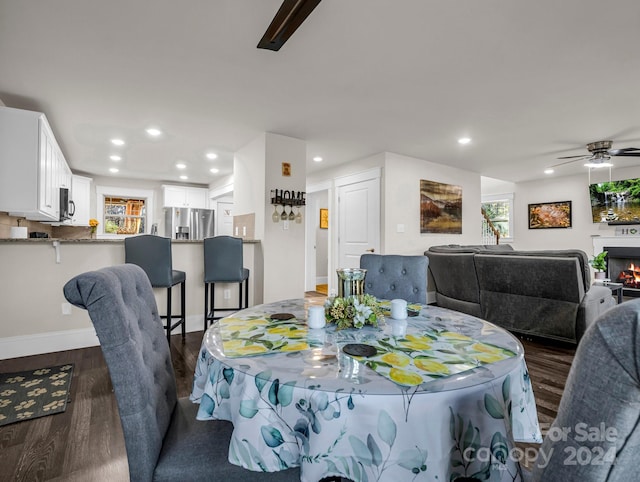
[0, 238, 261, 244]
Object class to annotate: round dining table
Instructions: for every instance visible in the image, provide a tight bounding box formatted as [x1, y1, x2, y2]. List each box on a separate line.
[190, 299, 542, 482]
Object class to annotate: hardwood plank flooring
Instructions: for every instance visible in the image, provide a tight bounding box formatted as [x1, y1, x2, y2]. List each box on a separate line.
[0, 298, 575, 481]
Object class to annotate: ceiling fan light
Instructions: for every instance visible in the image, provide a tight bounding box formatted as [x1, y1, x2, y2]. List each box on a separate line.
[584, 161, 613, 168]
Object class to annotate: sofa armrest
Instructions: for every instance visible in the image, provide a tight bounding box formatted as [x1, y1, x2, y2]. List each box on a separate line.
[577, 286, 617, 341]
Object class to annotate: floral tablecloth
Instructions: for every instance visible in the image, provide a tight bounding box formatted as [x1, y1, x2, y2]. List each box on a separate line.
[190, 299, 541, 482]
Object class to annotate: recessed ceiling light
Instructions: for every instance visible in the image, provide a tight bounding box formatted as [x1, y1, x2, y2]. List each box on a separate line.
[110, 155, 122, 161]
[544, 168, 554, 174]
[210, 168, 219, 174]
[206, 152, 218, 160]
[146, 127, 162, 137]
[176, 163, 186, 169]
[458, 137, 472, 145]
[111, 138, 125, 146]
[109, 167, 119, 173]
[313, 156, 323, 162]
[179, 175, 188, 180]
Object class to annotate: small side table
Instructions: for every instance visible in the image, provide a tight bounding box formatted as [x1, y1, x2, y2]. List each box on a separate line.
[601, 282, 624, 304]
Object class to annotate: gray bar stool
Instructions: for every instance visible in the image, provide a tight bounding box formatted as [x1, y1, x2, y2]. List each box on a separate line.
[204, 236, 249, 329]
[124, 234, 186, 341]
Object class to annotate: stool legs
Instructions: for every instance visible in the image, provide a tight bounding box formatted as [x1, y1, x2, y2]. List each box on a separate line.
[162, 282, 186, 342]
[204, 280, 249, 330]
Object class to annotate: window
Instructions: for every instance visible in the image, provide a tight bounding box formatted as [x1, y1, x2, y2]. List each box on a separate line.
[481, 193, 514, 243]
[104, 196, 146, 234]
[96, 186, 155, 237]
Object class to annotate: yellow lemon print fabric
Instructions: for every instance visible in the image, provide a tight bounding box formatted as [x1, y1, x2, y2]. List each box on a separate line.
[220, 316, 309, 358]
[345, 329, 516, 387]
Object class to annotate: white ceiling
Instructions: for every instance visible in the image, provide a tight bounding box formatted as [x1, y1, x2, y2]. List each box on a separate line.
[1, 0, 640, 186]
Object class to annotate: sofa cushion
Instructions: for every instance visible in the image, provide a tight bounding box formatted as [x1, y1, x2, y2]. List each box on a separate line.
[484, 249, 591, 289]
[475, 254, 585, 341]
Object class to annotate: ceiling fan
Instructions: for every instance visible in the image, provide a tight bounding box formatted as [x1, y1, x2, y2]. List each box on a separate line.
[257, 0, 321, 51]
[552, 140, 640, 169]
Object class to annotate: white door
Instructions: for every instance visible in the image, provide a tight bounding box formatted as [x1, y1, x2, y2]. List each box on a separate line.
[338, 177, 380, 268]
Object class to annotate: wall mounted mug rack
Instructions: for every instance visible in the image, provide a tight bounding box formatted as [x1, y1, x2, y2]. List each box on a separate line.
[270, 189, 306, 206]
[270, 189, 305, 224]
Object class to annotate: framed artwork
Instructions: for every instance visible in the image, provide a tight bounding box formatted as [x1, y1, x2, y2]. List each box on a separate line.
[528, 201, 572, 229]
[319, 208, 328, 229]
[282, 162, 291, 176]
[420, 180, 462, 234]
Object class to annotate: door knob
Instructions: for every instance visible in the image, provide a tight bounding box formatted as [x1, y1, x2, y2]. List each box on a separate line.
[365, 248, 375, 253]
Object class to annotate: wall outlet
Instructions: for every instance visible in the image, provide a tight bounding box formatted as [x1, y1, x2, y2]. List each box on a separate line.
[283, 220, 290, 230]
[61, 302, 72, 315]
[223, 289, 231, 299]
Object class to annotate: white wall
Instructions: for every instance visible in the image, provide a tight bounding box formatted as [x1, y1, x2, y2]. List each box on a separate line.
[512, 165, 640, 257]
[384, 152, 482, 254]
[234, 134, 266, 236]
[263, 133, 306, 302]
[234, 133, 306, 303]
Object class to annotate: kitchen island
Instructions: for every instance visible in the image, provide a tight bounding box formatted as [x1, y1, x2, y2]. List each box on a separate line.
[0, 238, 263, 359]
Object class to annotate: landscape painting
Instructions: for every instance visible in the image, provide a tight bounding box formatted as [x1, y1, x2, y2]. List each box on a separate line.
[420, 180, 462, 234]
[528, 201, 572, 229]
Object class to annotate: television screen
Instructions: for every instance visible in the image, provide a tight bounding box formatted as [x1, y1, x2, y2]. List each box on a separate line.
[589, 177, 640, 223]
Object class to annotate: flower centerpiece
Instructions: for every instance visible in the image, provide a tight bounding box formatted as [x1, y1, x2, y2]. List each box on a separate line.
[89, 218, 99, 237]
[325, 293, 384, 329]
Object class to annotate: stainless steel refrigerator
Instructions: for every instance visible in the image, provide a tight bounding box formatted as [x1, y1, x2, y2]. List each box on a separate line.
[164, 207, 215, 240]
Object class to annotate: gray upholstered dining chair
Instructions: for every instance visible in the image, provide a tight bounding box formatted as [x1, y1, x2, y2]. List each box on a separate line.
[63, 264, 299, 482]
[359, 253, 429, 304]
[124, 234, 185, 341]
[204, 235, 250, 330]
[529, 298, 640, 481]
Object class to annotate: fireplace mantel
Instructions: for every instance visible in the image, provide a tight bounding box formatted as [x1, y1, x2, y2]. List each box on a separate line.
[592, 235, 640, 256]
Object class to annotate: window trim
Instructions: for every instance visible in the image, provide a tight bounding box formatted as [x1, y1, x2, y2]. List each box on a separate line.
[481, 192, 514, 243]
[95, 186, 155, 238]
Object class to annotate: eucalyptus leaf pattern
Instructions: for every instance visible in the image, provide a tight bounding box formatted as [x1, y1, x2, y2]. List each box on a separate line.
[191, 299, 540, 481]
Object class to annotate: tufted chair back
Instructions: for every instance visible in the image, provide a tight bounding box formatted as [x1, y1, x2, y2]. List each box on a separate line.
[531, 298, 640, 480]
[63, 264, 176, 482]
[359, 254, 428, 303]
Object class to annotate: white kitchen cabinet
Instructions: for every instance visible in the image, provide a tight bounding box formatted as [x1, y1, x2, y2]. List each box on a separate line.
[162, 185, 208, 208]
[0, 107, 72, 221]
[70, 175, 92, 226]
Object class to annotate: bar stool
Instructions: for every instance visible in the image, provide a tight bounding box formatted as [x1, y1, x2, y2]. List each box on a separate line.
[204, 236, 249, 329]
[124, 234, 186, 342]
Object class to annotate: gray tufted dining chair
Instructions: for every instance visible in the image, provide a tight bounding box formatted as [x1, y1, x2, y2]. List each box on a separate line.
[359, 254, 428, 304]
[63, 264, 299, 482]
[529, 298, 640, 481]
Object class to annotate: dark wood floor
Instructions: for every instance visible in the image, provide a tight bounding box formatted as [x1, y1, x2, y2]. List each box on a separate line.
[0, 297, 576, 482]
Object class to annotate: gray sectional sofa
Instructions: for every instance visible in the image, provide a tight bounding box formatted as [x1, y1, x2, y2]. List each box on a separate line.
[425, 244, 616, 343]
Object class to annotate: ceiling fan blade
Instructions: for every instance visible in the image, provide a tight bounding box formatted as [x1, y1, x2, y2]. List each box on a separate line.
[609, 148, 640, 156]
[557, 154, 589, 160]
[549, 157, 589, 168]
[257, 0, 321, 51]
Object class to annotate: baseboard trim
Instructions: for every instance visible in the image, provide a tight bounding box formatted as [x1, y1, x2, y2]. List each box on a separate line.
[0, 315, 206, 360]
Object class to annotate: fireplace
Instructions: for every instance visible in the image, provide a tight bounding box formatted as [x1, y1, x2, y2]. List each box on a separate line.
[605, 246, 640, 297]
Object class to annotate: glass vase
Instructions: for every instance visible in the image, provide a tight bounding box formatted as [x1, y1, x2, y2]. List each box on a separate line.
[336, 268, 367, 300]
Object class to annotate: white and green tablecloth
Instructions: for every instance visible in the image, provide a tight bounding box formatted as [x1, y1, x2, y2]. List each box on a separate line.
[191, 299, 541, 482]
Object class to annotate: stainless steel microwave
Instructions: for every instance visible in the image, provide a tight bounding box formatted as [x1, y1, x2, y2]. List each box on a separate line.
[59, 187, 75, 221]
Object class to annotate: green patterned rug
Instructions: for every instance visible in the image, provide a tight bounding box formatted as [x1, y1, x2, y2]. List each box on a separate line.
[0, 364, 74, 427]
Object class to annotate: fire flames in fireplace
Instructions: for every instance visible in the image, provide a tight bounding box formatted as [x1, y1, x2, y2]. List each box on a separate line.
[616, 263, 640, 289]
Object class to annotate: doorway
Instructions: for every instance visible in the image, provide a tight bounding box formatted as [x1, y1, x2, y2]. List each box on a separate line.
[305, 189, 329, 293]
